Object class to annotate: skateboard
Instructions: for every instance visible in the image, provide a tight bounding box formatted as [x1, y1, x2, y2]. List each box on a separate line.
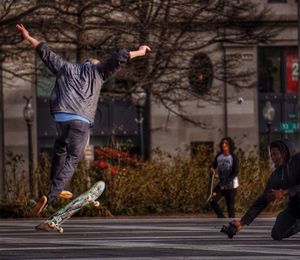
[206, 168, 216, 203]
[35, 181, 105, 233]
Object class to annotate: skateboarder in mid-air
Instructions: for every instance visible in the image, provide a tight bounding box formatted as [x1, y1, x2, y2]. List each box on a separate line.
[16, 24, 151, 219]
[222, 139, 300, 240]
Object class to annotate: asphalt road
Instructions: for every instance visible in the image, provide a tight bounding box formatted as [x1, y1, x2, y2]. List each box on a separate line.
[0, 217, 299, 259]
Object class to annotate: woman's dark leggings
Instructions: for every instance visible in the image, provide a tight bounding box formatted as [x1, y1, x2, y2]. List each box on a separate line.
[210, 185, 236, 218]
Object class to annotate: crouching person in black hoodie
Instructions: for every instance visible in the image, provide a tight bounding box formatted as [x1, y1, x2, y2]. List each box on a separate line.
[222, 139, 300, 240]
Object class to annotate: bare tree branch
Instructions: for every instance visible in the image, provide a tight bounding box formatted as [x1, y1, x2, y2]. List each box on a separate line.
[0, 0, 279, 127]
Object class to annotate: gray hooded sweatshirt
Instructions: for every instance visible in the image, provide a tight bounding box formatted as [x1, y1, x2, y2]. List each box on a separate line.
[36, 43, 130, 123]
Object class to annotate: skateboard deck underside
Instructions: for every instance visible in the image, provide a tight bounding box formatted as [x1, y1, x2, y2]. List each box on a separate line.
[35, 181, 105, 232]
[206, 170, 216, 203]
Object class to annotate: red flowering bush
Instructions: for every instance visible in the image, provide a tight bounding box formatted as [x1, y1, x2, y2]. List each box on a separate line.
[94, 147, 137, 176]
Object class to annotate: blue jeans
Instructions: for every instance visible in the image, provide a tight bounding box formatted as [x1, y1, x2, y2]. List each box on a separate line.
[47, 120, 90, 203]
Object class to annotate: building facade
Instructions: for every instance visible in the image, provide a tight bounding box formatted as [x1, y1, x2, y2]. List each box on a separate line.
[150, 0, 300, 157]
[0, 0, 299, 198]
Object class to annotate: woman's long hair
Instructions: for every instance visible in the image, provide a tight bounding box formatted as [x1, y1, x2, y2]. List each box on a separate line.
[219, 137, 235, 154]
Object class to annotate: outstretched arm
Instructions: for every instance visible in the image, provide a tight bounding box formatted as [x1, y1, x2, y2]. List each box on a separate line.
[16, 24, 40, 48]
[230, 176, 278, 235]
[129, 45, 151, 59]
[97, 45, 151, 81]
[16, 23, 66, 75]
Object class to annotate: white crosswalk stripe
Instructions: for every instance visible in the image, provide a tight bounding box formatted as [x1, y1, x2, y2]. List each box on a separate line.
[0, 217, 299, 259]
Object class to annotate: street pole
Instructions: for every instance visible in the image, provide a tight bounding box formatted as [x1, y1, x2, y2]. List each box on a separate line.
[222, 29, 228, 137]
[267, 122, 271, 146]
[137, 106, 145, 160]
[27, 120, 33, 194]
[23, 96, 35, 198]
[0, 50, 4, 199]
[262, 100, 275, 151]
[298, 0, 300, 143]
[131, 87, 146, 160]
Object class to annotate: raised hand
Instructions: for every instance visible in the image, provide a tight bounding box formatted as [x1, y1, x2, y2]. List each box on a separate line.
[231, 220, 243, 233]
[129, 45, 151, 59]
[16, 24, 30, 40]
[16, 23, 40, 47]
[138, 45, 151, 55]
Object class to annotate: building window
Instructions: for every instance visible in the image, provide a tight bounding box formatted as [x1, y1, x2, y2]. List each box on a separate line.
[258, 47, 298, 94]
[191, 141, 214, 162]
[258, 46, 300, 155]
[268, 0, 287, 3]
[36, 50, 76, 97]
[189, 53, 213, 95]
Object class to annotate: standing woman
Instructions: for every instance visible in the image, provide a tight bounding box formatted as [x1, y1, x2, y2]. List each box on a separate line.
[209, 137, 239, 218]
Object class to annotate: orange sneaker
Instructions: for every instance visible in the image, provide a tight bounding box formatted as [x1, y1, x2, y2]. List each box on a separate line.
[31, 195, 47, 217]
[35, 222, 54, 232]
[57, 190, 73, 199]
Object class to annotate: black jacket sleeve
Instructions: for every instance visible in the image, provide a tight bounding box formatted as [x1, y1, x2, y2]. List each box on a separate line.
[287, 153, 300, 197]
[96, 49, 130, 81]
[240, 172, 276, 225]
[36, 43, 67, 75]
[240, 194, 269, 226]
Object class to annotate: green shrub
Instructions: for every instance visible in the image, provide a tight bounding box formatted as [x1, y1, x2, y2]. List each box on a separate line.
[0, 146, 285, 217]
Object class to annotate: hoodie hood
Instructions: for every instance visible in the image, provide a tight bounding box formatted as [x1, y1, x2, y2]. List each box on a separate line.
[270, 139, 296, 163]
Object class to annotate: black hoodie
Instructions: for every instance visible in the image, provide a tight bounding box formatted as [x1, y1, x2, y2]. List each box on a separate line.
[241, 140, 300, 225]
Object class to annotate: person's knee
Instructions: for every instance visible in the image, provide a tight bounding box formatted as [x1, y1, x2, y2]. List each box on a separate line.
[271, 229, 284, 241]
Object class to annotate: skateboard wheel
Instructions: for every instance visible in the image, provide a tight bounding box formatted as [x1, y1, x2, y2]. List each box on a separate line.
[86, 195, 92, 201]
[58, 227, 64, 233]
[93, 201, 100, 207]
[49, 222, 56, 228]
